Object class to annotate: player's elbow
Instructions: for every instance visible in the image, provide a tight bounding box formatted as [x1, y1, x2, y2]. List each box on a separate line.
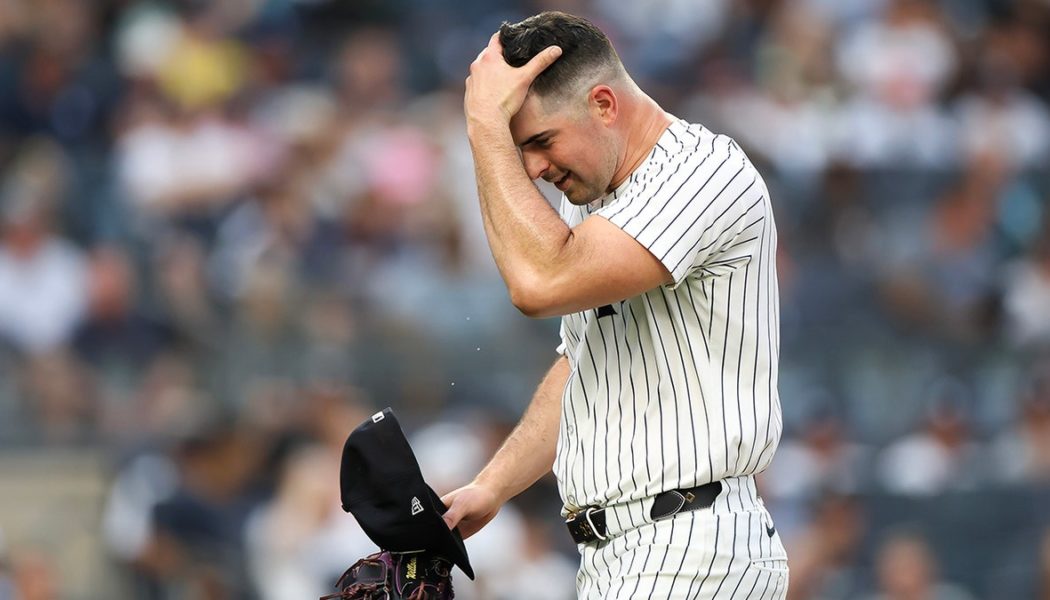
[507, 275, 560, 319]
[506, 243, 577, 318]
[508, 284, 552, 318]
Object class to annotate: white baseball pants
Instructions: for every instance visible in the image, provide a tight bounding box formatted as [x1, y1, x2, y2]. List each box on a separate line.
[574, 476, 789, 599]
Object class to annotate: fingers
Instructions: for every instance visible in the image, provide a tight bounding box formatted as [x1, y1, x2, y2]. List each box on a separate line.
[474, 33, 560, 75]
[523, 45, 563, 78]
[441, 491, 462, 529]
[442, 505, 462, 530]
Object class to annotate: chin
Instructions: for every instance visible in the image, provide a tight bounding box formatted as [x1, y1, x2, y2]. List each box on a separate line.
[566, 188, 601, 206]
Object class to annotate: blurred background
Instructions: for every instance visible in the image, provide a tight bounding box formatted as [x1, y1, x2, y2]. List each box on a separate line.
[0, 0, 1048, 598]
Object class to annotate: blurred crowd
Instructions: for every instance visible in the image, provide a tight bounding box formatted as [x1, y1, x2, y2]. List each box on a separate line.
[0, 0, 1049, 598]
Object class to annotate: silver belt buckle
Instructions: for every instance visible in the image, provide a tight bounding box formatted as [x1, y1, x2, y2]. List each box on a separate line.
[584, 507, 607, 541]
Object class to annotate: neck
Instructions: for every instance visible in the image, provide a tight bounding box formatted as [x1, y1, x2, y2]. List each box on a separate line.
[608, 94, 672, 191]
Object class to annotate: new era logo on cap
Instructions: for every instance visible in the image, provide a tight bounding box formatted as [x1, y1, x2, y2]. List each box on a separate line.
[411, 496, 424, 516]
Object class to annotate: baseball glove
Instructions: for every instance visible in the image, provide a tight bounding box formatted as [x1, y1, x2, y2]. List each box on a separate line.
[320, 550, 455, 600]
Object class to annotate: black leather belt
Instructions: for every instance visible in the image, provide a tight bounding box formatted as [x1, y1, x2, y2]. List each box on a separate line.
[565, 481, 723, 544]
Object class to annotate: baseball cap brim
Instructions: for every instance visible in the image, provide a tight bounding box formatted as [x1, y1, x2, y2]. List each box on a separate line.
[339, 407, 475, 580]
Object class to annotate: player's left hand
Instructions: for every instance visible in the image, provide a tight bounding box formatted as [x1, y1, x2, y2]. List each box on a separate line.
[465, 32, 561, 131]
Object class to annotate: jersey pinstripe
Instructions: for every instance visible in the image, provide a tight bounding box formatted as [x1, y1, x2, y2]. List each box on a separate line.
[554, 118, 782, 512]
[576, 477, 789, 599]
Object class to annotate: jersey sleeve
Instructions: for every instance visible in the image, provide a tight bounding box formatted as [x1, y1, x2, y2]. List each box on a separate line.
[595, 135, 767, 287]
[556, 319, 568, 356]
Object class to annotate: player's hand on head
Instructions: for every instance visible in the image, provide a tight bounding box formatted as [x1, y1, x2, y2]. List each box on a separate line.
[465, 32, 561, 129]
[440, 482, 502, 539]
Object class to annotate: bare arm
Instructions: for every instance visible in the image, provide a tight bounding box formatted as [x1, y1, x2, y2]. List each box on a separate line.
[469, 124, 574, 312]
[465, 34, 671, 318]
[442, 355, 568, 538]
[470, 126, 671, 317]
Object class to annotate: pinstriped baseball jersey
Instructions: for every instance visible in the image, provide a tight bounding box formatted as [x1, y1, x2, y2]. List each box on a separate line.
[554, 118, 782, 512]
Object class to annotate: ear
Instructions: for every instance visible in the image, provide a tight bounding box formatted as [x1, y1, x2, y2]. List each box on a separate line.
[589, 85, 617, 125]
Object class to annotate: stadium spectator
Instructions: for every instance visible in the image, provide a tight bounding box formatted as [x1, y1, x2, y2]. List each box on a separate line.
[0, 142, 87, 356]
[876, 379, 988, 495]
[989, 366, 1050, 484]
[859, 531, 975, 600]
[785, 493, 867, 600]
[1003, 224, 1050, 348]
[244, 444, 373, 600]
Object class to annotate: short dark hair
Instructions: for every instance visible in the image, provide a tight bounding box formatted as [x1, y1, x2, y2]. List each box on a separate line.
[499, 12, 621, 98]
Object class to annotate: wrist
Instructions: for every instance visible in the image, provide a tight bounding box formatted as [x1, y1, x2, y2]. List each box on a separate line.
[472, 470, 511, 505]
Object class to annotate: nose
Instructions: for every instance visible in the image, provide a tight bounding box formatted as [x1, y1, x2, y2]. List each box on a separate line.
[521, 149, 550, 181]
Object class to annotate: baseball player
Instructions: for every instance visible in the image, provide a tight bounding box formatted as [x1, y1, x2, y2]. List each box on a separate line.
[442, 12, 788, 599]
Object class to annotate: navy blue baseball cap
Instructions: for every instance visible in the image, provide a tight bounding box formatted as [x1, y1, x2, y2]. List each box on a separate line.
[339, 407, 474, 579]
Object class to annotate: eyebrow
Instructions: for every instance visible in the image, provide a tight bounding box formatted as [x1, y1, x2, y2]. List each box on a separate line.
[518, 130, 554, 147]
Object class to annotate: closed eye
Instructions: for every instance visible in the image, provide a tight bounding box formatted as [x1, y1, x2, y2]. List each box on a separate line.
[518, 129, 557, 150]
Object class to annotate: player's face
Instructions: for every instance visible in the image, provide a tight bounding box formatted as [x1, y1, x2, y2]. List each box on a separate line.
[510, 92, 619, 205]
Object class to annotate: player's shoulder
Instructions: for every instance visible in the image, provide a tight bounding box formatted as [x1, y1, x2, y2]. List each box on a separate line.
[663, 118, 748, 166]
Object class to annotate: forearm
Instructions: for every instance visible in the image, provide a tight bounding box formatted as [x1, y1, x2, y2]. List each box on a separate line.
[469, 126, 573, 296]
[474, 355, 568, 504]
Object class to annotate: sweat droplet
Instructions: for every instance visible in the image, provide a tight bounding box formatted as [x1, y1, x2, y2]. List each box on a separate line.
[476, 347, 481, 351]
[451, 382, 456, 386]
